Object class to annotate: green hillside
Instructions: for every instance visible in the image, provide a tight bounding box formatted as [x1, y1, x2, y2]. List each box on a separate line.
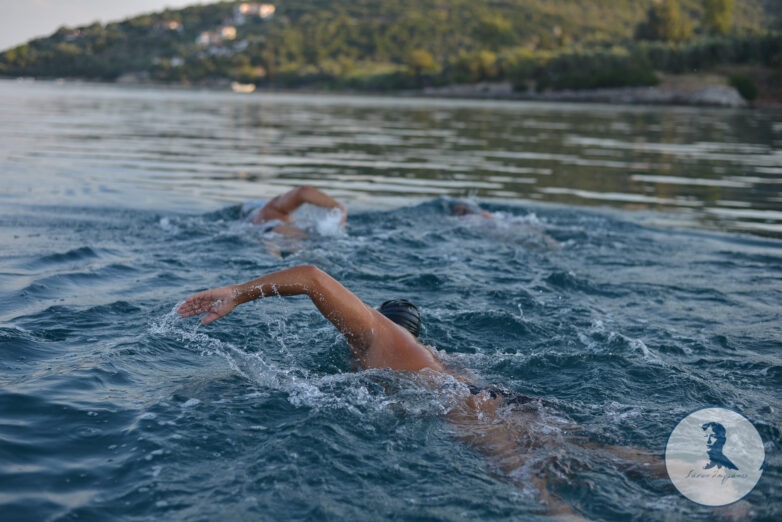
[1, 0, 780, 96]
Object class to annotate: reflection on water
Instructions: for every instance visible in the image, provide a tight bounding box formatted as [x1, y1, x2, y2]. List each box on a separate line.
[1, 80, 780, 237]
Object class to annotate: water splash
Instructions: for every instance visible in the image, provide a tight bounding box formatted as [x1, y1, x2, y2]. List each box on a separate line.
[148, 306, 449, 416]
[577, 319, 665, 365]
[314, 207, 346, 237]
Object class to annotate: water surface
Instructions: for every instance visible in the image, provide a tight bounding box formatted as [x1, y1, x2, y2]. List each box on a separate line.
[0, 81, 780, 521]
[2, 80, 781, 236]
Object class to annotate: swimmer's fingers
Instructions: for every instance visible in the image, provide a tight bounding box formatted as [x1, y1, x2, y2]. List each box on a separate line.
[201, 309, 225, 325]
[177, 287, 235, 323]
[176, 291, 215, 316]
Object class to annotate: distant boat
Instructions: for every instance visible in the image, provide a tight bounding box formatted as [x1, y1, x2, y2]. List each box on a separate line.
[231, 82, 256, 93]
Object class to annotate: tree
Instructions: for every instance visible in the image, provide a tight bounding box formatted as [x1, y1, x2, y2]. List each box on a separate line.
[1, 44, 31, 70]
[636, 0, 693, 42]
[405, 49, 439, 88]
[474, 15, 514, 51]
[703, 0, 735, 36]
[449, 50, 498, 84]
[406, 49, 439, 76]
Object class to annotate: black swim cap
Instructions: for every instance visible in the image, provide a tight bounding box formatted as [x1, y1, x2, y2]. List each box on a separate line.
[450, 203, 473, 216]
[378, 299, 421, 338]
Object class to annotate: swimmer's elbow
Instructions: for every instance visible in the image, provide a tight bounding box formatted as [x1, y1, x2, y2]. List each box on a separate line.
[292, 185, 315, 202]
[298, 264, 322, 277]
[296, 264, 328, 286]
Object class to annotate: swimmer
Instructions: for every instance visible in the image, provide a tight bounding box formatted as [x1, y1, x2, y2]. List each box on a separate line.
[449, 200, 493, 219]
[178, 265, 440, 372]
[177, 265, 662, 518]
[248, 186, 347, 236]
[448, 199, 560, 250]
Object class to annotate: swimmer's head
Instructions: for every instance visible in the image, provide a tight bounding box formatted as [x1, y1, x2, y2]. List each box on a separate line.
[378, 299, 421, 338]
[450, 203, 475, 216]
[450, 200, 492, 219]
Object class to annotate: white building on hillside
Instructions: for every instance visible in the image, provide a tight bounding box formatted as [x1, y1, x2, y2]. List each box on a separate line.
[233, 3, 276, 24]
[220, 26, 237, 40]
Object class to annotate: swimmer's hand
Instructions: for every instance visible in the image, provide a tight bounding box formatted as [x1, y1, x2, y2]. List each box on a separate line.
[177, 286, 237, 325]
[337, 203, 348, 226]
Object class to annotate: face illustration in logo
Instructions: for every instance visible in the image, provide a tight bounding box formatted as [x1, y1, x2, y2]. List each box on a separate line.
[667, 407, 764, 506]
[702, 422, 739, 470]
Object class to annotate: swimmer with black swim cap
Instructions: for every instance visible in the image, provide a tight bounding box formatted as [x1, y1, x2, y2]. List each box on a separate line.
[177, 265, 660, 519]
[378, 299, 421, 338]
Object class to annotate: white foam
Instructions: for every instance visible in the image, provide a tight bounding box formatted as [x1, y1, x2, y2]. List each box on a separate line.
[159, 216, 180, 234]
[576, 319, 665, 365]
[150, 308, 397, 413]
[150, 306, 510, 419]
[314, 207, 346, 236]
[602, 401, 644, 423]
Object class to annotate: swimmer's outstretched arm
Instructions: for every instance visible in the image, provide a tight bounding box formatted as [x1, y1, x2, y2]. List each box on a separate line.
[178, 265, 444, 371]
[269, 186, 348, 225]
[177, 265, 374, 348]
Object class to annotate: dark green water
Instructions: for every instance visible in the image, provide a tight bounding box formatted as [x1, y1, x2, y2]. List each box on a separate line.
[0, 81, 780, 521]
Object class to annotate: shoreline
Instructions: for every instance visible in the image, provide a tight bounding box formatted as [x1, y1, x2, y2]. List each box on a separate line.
[411, 76, 771, 109]
[4, 75, 779, 109]
[417, 83, 750, 108]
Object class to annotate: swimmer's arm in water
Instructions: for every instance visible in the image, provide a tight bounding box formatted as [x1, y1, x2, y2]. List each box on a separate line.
[265, 186, 347, 225]
[177, 265, 374, 348]
[177, 265, 444, 371]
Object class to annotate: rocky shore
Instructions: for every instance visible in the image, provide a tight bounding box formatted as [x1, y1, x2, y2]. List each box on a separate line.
[420, 77, 750, 108]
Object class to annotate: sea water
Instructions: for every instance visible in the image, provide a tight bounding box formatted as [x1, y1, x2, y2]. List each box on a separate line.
[0, 81, 780, 521]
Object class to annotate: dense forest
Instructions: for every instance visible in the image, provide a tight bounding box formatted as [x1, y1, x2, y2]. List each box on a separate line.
[1, 0, 780, 100]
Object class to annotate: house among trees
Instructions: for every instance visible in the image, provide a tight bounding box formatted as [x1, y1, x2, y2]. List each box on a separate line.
[196, 31, 219, 47]
[219, 26, 237, 41]
[196, 26, 237, 47]
[155, 20, 183, 32]
[233, 3, 276, 24]
[153, 20, 184, 35]
[62, 30, 84, 42]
